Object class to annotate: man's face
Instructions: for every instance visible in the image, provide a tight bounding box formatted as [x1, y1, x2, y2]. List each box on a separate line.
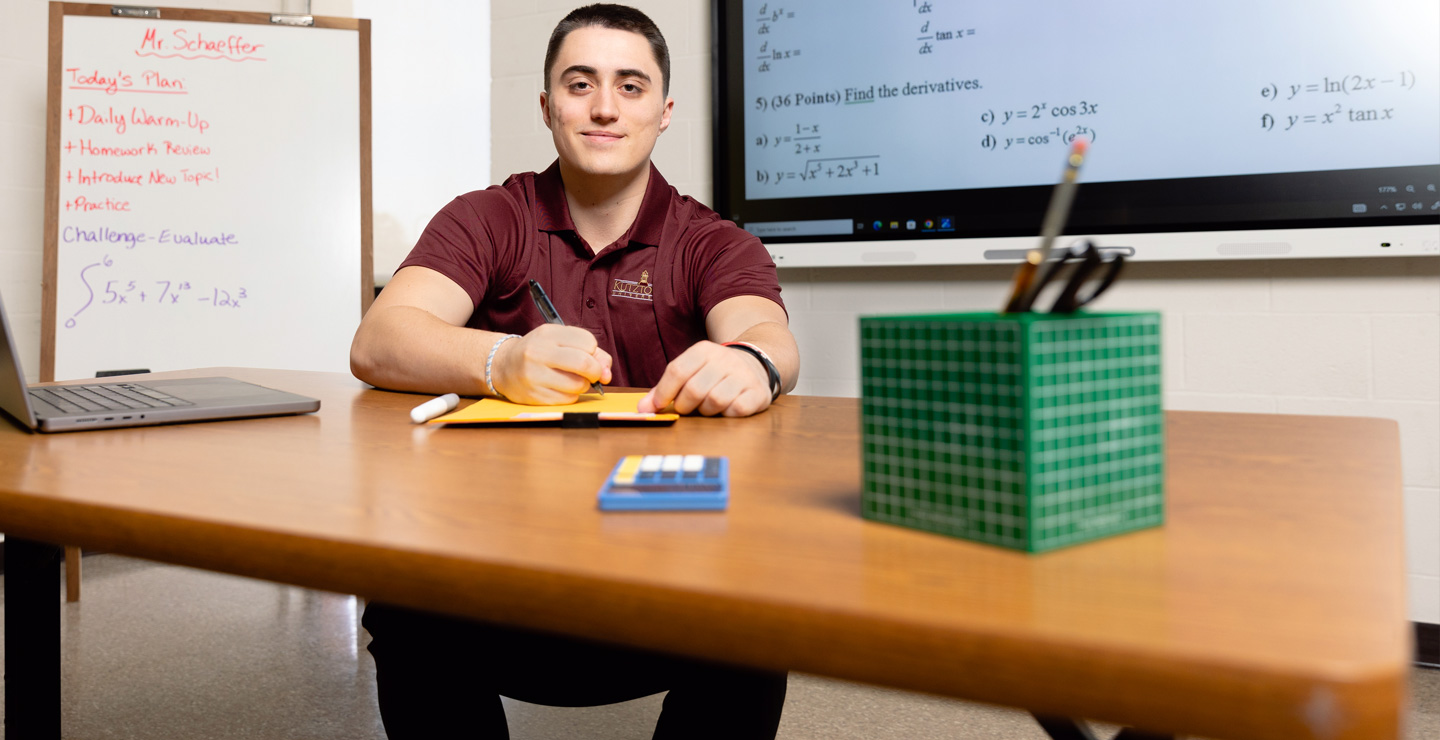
[541, 26, 673, 180]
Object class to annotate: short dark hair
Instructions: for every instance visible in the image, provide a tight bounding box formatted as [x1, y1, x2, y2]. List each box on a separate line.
[543, 4, 670, 97]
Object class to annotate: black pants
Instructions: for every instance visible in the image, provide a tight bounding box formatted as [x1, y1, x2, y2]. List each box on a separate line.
[363, 602, 788, 740]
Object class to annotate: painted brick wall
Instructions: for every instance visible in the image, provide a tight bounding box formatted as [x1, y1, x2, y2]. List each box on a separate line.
[490, 0, 1439, 622]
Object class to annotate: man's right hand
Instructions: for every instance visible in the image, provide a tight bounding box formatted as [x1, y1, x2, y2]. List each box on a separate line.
[490, 323, 612, 405]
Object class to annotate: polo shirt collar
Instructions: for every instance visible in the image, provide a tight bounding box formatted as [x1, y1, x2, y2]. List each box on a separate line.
[533, 160, 670, 249]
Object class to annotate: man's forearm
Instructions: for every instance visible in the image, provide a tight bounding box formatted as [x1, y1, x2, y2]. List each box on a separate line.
[350, 304, 506, 395]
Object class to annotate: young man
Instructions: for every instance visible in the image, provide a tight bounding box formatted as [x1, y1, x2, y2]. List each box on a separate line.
[350, 5, 794, 739]
[349, 7, 797, 416]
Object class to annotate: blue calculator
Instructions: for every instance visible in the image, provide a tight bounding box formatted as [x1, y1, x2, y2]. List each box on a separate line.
[597, 455, 729, 511]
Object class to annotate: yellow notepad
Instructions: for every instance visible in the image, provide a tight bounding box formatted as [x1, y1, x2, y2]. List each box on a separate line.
[428, 392, 678, 425]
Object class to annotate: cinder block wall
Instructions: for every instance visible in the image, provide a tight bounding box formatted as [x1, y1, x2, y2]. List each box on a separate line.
[490, 0, 1438, 623]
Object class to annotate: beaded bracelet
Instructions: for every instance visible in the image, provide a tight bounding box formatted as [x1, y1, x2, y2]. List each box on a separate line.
[484, 334, 521, 398]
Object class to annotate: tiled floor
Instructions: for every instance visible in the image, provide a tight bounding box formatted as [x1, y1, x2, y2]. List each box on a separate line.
[0, 554, 1435, 740]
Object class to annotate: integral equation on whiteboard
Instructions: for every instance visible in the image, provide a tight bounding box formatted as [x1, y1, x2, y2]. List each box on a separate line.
[65, 254, 248, 329]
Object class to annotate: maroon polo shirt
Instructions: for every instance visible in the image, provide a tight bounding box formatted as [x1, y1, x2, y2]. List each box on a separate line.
[397, 161, 785, 388]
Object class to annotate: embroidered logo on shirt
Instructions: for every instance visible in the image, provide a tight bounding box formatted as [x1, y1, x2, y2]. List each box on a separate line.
[612, 273, 654, 302]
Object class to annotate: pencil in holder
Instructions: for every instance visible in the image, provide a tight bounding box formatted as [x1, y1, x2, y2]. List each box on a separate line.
[859, 311, 1164, 553]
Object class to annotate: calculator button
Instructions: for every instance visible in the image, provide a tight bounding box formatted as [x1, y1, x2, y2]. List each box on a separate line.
[614, 456, 643, 485]
[682, 455, 705, 472]
[640, 456, 664, 472]
[661, 455, 683, 472]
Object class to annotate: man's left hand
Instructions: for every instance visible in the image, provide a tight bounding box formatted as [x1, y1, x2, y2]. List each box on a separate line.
[637, 341, 772, 417]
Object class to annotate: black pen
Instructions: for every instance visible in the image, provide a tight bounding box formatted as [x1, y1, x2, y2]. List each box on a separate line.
[528, 279, 604, 395]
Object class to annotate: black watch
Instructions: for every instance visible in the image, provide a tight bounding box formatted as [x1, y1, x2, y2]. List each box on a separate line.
[724, 342, 782, 402]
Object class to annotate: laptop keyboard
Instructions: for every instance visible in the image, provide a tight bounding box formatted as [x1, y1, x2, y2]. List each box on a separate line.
[30, 383, 193, 414]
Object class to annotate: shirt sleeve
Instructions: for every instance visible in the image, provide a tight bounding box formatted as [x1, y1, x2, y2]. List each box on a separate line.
[686, 220, 787, 319]
[397, 188, 528, 308]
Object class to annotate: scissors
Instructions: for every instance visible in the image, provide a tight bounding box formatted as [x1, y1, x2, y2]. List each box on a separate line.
[1019, 240, 1125, 314]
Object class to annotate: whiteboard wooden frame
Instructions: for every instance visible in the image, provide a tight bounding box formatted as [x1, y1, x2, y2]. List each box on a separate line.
[41, 2, 373, 381]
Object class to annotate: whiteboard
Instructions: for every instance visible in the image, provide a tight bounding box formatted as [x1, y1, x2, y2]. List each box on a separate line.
[43, 5, 372, 381]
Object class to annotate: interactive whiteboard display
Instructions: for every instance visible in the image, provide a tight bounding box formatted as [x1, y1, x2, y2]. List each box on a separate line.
[744, 2, 1436, 199]
[714, 0, 1440, 265]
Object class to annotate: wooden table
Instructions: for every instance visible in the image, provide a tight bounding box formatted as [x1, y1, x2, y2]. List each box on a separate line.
[0, 368, 1409, 740]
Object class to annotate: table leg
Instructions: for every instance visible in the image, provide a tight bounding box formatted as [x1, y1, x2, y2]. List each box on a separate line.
[65, 546, 82, 602]
[4, 537, 63, 740]
[1033, 713, 1173, 740]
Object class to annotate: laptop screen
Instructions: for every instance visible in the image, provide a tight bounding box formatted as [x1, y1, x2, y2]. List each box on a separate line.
[0, 291, 39, 429]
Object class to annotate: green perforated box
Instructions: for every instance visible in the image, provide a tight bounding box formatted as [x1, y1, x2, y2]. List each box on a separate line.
[859, 311, 1164, 553]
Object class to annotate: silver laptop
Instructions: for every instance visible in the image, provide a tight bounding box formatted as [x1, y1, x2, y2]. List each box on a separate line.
[0, 291, 320, 432]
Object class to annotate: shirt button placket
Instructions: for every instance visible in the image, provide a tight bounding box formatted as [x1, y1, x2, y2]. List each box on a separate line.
[580, 273, 598, 319]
